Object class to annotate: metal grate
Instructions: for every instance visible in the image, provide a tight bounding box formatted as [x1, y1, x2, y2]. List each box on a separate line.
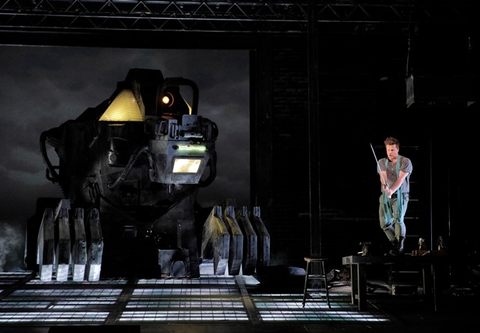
[0, 271, 390, 325]
[119, 309, 249, 322]
[252, 292, 389, 322]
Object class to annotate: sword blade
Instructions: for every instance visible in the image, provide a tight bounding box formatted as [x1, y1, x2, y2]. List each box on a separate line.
[370, 143, 388, 187]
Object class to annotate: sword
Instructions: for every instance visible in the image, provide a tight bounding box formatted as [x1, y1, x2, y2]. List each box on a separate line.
[370, 143, 390, 198]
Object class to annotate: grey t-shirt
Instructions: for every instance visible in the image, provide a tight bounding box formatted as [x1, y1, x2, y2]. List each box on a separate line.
[379, 155, 413, 193]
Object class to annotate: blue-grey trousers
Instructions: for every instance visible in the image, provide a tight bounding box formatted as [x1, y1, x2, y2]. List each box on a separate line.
[379, 193, 409, 242]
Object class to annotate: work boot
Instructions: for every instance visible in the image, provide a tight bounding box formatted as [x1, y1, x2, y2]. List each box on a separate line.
[389, 236, 405, 256]
[397, 236, 405, 254]
[384, 239, 398, 256]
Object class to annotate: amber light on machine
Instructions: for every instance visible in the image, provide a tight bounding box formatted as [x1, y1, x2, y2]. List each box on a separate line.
[161, 92, 174, 107]
[99, 89, 145, 122]
[172, 158, 202, 173]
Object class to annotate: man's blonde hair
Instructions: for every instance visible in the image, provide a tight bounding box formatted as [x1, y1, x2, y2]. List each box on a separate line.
[384, 137, 399, 148]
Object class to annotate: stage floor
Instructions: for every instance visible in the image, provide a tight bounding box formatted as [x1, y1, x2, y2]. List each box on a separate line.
[0, 269, 477, 333]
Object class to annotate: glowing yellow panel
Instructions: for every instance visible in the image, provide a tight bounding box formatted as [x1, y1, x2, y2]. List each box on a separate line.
[173, 158, 202, 173]
[99, 89, 145, 122]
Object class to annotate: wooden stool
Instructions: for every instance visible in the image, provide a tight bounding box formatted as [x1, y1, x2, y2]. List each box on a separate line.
[302, 256, 331, 308]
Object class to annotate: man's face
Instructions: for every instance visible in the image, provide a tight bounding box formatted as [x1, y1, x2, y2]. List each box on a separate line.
[386, 144, 399, 161]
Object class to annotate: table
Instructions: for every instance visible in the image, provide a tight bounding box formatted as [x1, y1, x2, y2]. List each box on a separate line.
[342, 254, 446, 311]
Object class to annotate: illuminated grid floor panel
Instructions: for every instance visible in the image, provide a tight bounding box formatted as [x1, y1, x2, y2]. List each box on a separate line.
[119, 310, 249, 322]
[0, 311, 109, 323]
[132, 287, 240, 296]
[126, 298, 245, 308]
[0, 272, 390, 325]
[0, 271, 34, 289]
[252, 293, 390, 322]
[0, 300, 117, 310]
[253, 292, 360, 310]
[122, 278, 248, 322]
[0, 272, 33, 279]
[138, 276, 237, 285]
[258, 310, 389, 322]
[10, 289, 123, 297]
[27, 279, 129, 285]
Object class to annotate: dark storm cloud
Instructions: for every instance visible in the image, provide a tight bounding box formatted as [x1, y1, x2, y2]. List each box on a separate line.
[0, 45, 249, 270]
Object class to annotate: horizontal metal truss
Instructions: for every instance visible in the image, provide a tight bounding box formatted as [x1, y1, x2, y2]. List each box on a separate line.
[0, 1, 477, 34]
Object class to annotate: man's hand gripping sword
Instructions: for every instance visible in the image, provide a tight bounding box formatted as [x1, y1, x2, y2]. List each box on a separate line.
[370, 143, 391, 198]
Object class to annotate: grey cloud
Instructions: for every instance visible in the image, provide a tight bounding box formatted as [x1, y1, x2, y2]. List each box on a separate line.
[0, 46, 250, 266]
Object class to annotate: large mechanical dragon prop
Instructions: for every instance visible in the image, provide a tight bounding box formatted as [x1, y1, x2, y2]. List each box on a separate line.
[25, 69, 270, 281]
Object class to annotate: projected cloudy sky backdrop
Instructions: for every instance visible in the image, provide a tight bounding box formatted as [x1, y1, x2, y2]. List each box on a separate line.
[0, 46, 249, 271]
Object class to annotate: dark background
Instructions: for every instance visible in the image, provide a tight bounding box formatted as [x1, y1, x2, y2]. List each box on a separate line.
[0, 1, 478, 275]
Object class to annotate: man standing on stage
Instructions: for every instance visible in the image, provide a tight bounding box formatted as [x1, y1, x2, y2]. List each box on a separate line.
[377, 137, 413, 256]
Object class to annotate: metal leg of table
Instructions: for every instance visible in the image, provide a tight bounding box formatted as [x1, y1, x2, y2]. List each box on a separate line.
[356, 264, 367, 311]
[422, 263, 439, 311]
[349, 264, 367, 311]
[350, 263, 357, 305]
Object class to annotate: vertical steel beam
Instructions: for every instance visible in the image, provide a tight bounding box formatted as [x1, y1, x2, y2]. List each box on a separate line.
[308, 0, 322, 256]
